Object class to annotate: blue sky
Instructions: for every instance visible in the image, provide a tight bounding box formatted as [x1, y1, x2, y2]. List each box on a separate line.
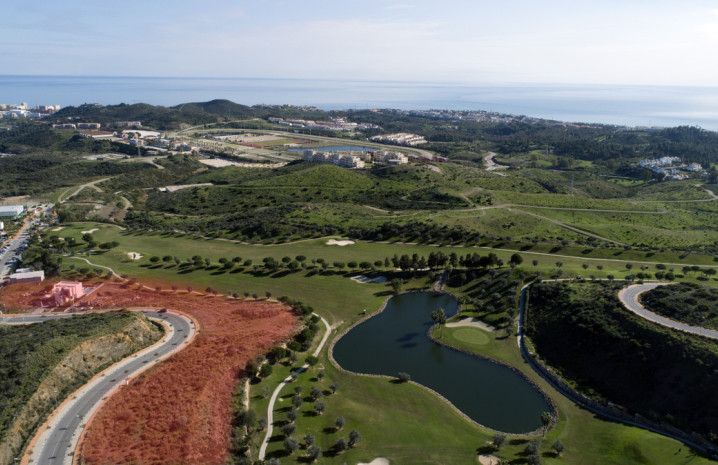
[3, 0, 718, 85]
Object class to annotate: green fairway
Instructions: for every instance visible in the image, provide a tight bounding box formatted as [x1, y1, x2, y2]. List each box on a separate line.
[35, 222, 718, 464]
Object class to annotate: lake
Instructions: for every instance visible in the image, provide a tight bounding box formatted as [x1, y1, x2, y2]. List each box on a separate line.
[332, 291, 550, 433]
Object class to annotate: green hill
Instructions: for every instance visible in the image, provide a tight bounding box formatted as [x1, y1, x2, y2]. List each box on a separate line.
[526, 281, 718, 446]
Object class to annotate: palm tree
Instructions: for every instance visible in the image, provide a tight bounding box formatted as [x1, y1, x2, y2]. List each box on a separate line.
[431, 308, 447, 338]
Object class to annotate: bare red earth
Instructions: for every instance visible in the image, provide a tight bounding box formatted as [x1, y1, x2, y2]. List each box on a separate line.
[1, 280, 298, 465]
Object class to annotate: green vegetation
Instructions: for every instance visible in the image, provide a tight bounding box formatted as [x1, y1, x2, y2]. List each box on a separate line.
[641, 283, 718, 330]
[526, 281, 718, 446]
[0, 312, 162, 462]
[5, 100, 718, 463]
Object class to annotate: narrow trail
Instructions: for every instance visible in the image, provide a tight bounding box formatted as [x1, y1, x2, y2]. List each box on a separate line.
[629, 187, 718, 204]
[60, 178, 111, 202]
[258, 314, 332, 461]
[515, 209, 626, 246]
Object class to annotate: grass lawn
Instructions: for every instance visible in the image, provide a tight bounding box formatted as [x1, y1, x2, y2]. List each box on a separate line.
[39, 222, 718, 463]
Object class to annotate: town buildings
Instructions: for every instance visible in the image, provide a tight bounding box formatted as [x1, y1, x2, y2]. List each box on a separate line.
[370, 133, 427, 146]
[268, 116, 379, 131]
[303, 150, 365, 168]
[0, 102, 60, 119]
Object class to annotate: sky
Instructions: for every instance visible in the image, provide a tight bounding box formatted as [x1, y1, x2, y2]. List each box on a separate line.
[3, 0, 718, 86]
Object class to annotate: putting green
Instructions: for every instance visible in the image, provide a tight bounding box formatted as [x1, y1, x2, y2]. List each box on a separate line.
[452, 327, 490, 345]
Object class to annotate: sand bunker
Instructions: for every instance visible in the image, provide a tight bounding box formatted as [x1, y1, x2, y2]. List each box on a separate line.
[358, 459, 389, 465]
[350, 275, 388, 284]
[326, 239, 355, 246]
[127, 252, 143, 260]
[478, 454, 501, 465]
[446, 317, 495, 332]
[51, 227, 64, 231]
[81, 228, 99, 234]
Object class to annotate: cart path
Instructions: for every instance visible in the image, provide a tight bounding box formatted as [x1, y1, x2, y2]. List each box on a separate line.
[258, 314, 332, 460]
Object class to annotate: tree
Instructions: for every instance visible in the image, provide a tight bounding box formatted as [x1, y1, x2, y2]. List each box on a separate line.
[397, 372, 411, 383]
[431, 308, 447, 338]
[334, 437, 348, 453]
[310, 386, 322, 401]
[317, 369, 325, 381]
[391, 278, 403, 294]
[314, 401, 326, 415]
[307, 445, 322, 462]
[552, 439, 565, 456]
[259, 363, 273, 378]
[349, 429, 362, 447]
[335, 416, 345, 431]
[527, 455, 542, 465]
[304, 432, 315, 447]
[149, 256, 160, 263]
[287, 407, 299, 423]
[291, 394, 303, 408]
[540, 411, 552, 435]
[492, 433, 506, 450]
[283, 437, 299, 454]
[532, 259, 539, 267]
[510, 253, 523, 265]
[266, 291, 272, 299]
[280, 423, 296, 437]
[525, 438, 541, 455]
[306, 355, 319, 366]
[329, 381, 339, 394]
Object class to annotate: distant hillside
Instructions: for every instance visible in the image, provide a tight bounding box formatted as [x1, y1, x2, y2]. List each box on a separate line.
[46, 99, 333, 130]
[48, 102, 222, 130]
[172, 99, 266, 118]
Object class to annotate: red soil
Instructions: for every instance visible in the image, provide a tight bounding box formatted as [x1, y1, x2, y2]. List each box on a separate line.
[1, 280, 298, 465]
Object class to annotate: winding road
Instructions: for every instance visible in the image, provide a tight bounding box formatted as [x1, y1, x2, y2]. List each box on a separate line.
[258, 314, 332, 461]
[619, 283, 718, 340]
[0, 310, 195, 465]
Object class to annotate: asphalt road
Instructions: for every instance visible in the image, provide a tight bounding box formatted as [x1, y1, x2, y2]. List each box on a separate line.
[0, 310, 193, 465]
[619, 283, 718, 340]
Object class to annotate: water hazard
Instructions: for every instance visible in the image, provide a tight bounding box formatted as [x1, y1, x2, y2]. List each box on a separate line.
[332, 292, 550, 433]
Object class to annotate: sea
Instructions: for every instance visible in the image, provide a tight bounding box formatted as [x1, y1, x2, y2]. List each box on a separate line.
[2, 75, 718, 131]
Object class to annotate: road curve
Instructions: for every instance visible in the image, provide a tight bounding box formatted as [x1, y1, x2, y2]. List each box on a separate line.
[517, 281, 716, 458]
[619, 283, 718, 340]
[0, 310, 195, 465]
[258, 314, 332, 461]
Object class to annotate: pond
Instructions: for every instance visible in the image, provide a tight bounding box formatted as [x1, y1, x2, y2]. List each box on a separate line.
[332, 292, 550, 433]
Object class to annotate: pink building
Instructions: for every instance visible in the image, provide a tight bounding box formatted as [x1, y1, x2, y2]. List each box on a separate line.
[51, 281, 84, 305]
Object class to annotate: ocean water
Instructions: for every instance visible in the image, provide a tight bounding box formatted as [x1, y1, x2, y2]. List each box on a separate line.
[2, 75, 718, 130]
